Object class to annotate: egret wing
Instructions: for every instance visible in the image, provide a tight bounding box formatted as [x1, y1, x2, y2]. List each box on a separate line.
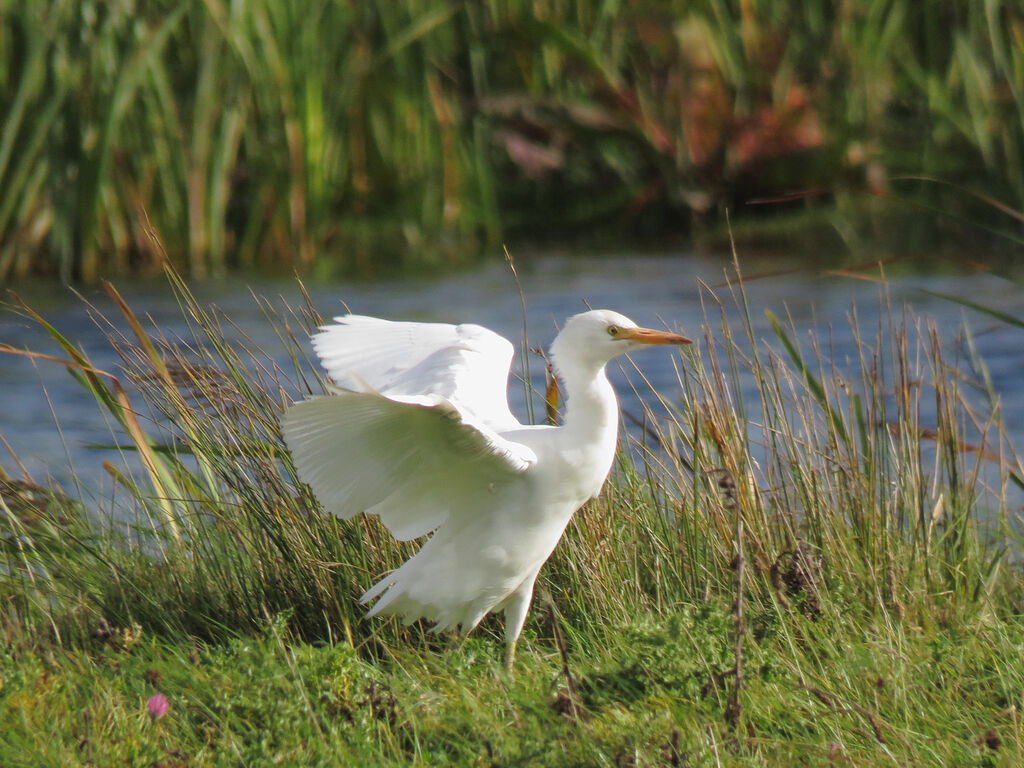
[282, 391, 535, 540]
[312, 315, 519, 429]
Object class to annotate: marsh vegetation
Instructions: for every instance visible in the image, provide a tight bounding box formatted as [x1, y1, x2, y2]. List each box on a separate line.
[2, 1, 1023, 281]
[2, 261, 1022, 764]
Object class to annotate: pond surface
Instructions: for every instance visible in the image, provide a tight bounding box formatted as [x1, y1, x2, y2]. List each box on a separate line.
[1, 250, 1022, 508]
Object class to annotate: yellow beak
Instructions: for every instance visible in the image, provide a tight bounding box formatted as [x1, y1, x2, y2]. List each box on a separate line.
[617, 327, 692, 345]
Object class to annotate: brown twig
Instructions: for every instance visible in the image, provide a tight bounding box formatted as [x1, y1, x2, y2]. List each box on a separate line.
[799, 683, 890, 745]
[724, 469, 745, 733]
[544, 590, 584, 722]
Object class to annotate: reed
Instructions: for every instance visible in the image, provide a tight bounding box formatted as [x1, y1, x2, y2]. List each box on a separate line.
[546, 271, 1019, 643]
[1, 1, 1022, 281]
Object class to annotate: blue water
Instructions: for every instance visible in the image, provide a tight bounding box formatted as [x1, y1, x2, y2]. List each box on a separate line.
[1, 252, 1021, 512]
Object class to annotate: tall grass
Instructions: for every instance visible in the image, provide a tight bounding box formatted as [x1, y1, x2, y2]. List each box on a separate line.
[1, 265, 1018, 650]
[1, 270, 416, 649]
[546, 278, 1020, 649]
[1, 1, 1022, 280]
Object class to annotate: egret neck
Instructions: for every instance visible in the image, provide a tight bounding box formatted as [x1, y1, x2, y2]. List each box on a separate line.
[558, 361, 617, 436]
[549, 344, 622, 502]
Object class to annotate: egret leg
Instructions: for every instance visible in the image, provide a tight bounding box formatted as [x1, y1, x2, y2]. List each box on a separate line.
[504, 639, 517, 671]
[502, 577, 536, 670]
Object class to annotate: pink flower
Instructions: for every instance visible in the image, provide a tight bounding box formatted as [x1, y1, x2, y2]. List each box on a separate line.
[147, 693, 169, 720]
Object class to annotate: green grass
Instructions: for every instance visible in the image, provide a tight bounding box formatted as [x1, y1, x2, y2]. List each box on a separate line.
[1, 1, 1023, 280]
[4, 602, 1023, 766]
[1, 263, 1023, 764]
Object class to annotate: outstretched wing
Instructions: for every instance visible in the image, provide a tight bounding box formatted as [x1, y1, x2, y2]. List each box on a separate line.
[281, 391, 535, 541]
[311, 315, 520, 430]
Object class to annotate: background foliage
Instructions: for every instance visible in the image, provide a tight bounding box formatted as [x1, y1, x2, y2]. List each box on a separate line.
[1, 0, 1022, 281]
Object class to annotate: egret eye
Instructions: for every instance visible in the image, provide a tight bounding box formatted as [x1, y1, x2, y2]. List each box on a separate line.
[607, 325, 619, 337]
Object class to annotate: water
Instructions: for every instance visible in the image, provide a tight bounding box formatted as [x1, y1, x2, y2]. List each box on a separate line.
[1, 252, 1021, 507]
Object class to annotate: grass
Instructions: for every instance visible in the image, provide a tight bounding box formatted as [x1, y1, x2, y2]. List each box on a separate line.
[4, 603, 1023, 766]
[1, 1, 1023, 280]
[1, 262, 1023, 764]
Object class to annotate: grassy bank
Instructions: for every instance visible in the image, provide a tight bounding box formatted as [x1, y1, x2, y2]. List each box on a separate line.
[1, 266, 1023, 764]
[5, 601, 1024, 765]
[1, 1, 1023, 280]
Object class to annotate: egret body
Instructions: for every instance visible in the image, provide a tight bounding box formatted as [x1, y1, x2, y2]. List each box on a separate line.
[282, 310, 690, 666]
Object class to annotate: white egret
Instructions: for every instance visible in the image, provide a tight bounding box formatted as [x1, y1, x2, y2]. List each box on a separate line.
[281, 310, 690, 667]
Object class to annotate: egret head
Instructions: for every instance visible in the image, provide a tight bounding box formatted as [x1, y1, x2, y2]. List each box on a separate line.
[550, 310, 691, 375]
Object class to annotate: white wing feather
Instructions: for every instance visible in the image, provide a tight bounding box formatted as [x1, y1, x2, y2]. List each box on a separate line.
[282, 313, 544, 629]
[280, 319, 536, 540]
[311, 315, 519, 429]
